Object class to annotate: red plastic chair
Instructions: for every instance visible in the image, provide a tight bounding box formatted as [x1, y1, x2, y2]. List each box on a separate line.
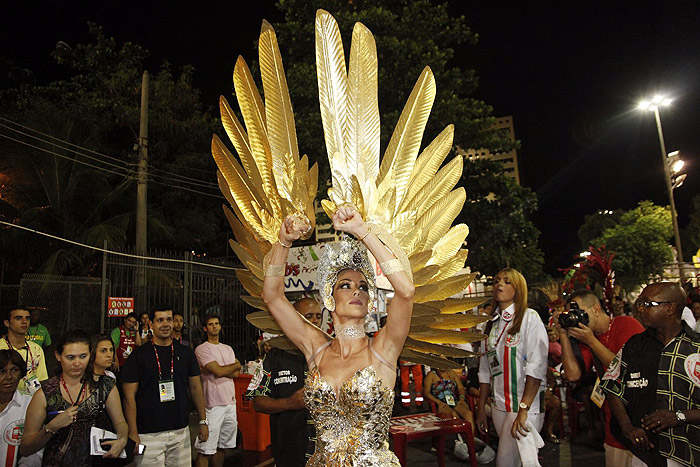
[428, 397, 490, 445]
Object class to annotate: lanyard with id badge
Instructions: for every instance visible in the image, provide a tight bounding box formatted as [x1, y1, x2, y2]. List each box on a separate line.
[5, 337, 41, 394]
[486, 310, 513, 379]
[153, 342, 176, 402]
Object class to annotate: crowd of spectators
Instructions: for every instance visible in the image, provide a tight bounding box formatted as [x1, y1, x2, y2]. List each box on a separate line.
[1, 277, 699, 467]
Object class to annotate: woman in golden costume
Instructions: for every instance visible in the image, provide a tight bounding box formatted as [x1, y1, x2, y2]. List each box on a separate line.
[262, 204, 412, 466]
[211, 7, 486, 466]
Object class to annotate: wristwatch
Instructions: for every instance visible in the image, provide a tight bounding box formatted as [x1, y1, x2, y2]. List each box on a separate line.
[676, 410, 687, 423]
[199, 418, 209, 426]
[518, 402, 530, 411]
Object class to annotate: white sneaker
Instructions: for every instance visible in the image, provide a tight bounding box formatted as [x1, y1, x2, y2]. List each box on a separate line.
[476, 445, 496, 464]
[454, 439, 470, 460]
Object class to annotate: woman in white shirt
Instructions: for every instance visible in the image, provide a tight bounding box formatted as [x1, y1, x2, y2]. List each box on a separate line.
[474, 268, 549, 466]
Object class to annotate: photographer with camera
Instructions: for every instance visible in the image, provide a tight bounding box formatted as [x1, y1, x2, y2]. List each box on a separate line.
[554, 290, 644, 466]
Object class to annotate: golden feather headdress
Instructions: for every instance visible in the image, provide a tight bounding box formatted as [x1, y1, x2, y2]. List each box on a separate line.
[211, 11, 488, 369]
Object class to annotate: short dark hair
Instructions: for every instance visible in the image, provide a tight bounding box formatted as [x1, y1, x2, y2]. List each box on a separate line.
[567, 290, 601, 312]
[173, 311, 184, 319]
[125, 312, 137, 321]
[0, 349, 27, 378]
[150, 305, 173, 322]
[203, 312, 221, 327]
[5, 307, 28, 322]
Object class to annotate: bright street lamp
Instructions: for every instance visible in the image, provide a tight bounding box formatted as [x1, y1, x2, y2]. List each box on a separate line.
[638, 95, 684, 278]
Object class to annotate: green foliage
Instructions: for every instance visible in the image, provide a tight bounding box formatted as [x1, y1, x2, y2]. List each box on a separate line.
[589, 201, 674, 282]
[458, 158, 544, 280]
[271, 0, 516, 182]
[0, 25, 223, 279]
[681, 194, 700, 263]
[577, 209, 624, 248]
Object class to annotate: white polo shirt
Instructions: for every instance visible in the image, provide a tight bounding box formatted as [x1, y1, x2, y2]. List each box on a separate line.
[0, 390, 39, 467]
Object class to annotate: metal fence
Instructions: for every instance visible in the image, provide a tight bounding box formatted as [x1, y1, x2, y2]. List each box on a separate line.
[12, 248, 261, 364]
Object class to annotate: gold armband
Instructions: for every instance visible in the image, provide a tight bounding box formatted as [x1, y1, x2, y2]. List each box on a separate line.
[277, 239, 292, 248]
[265, 264, 286, 277]
[379, 258, 403, 276]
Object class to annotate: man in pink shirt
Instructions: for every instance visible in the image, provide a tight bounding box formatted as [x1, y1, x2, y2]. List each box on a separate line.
[194, 313, 241, 467]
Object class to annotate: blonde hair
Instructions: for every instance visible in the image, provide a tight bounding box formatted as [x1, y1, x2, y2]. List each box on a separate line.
[490, 268, 528, 335]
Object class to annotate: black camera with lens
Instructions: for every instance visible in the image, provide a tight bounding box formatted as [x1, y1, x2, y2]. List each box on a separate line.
[558, 301, 589, 328]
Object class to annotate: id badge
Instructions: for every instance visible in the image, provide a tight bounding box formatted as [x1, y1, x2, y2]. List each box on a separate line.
[159, 379, 176, 402]
[444, 394, 456, 407]
[25, 373, 41, 394]
[487, 349, 503, 378]
[590, 377, 606, 408]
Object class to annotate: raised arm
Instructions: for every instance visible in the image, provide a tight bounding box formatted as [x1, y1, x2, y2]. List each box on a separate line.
[333, 206, 414, 360]
[261, 215, 327, 359]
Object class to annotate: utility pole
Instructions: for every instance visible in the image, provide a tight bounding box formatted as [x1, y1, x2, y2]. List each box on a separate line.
[135, 72, 149, 308]
[136, 71, 149, 254]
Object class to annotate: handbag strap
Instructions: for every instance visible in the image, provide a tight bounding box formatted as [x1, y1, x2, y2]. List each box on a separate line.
[93, 377, 107, 427]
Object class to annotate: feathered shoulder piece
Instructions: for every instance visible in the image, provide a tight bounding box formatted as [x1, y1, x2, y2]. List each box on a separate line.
[211, 20, 318, 295]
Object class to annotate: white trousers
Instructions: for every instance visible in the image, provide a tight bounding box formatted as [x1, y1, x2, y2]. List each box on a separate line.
[606, 443, 633, 467]
[491, 408, 544, 467]
[134, 426, 191, 467]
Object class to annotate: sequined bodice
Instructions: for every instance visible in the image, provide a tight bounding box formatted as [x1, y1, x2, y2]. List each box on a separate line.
[304, 364, 400, 466]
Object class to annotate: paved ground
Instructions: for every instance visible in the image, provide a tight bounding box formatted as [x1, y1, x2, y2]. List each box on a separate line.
[217, 435, 606, 466]
[192, 406, 607, 467]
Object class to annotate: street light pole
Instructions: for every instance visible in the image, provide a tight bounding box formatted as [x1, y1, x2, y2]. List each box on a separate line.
[651, 106, 685, 279]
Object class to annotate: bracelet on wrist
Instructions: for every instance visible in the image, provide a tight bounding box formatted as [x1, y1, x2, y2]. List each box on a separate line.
[357, 228, 371, 242]
[277, 239, 292, 248]
[44, 426, 56, 437]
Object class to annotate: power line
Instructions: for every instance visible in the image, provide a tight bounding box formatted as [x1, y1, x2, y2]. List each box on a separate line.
[0, 220, 238, 271]
[1, 132, 227, 199]
[0, 133, 132, 177]
[0, 116, 222, 189]
[148, 166, 219, 189]
[0, 117, 131, 167]
[148, 178, 225, 199]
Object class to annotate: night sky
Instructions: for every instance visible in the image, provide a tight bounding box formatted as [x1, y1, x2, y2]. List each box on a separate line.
[2, 1, 699, 275]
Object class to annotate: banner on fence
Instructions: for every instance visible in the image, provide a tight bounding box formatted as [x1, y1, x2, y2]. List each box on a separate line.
[108, 297, 134, 317]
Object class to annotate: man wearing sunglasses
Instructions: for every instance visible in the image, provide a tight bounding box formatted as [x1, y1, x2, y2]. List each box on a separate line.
[554, 290, 644, 466]
[601, 282, 700, 467]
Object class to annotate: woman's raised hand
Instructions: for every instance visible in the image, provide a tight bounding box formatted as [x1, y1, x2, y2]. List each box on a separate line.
[332, 204, 366, 237]
[279, 215, 306, 246]
[47, 405, 80, 431]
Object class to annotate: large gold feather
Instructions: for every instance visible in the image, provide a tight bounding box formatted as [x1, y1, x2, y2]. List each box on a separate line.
[315, 10, 348, 176]
[211, 11, 485, 369]
[212, 20, 317, 304]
